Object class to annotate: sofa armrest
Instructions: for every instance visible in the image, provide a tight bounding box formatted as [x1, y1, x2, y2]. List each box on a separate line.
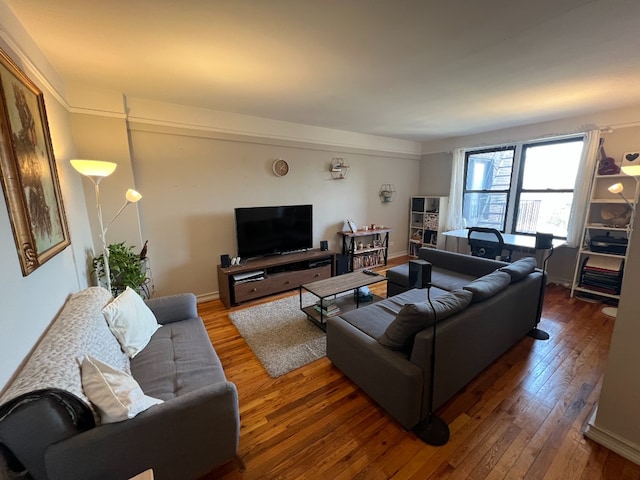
[45, 381, 239, 480]
[0, 389, 94, 480]
[326, 317, 423, 429]
[145, 293, 198, 324]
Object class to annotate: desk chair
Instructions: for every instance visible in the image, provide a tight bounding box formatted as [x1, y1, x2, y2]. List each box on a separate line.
[467, 227, 513, 262]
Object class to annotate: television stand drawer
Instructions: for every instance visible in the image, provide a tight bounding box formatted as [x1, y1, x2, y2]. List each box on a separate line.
[233, 265, 331, 303]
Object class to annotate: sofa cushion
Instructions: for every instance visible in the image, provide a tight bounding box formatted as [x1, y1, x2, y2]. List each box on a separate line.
[386, 263, 409, 286]
[430, 266, 477, 291]
[337, 288, 449, 341]
[130, 318, 226, 400]
[102, 287, 162, 358]
[81, 356, 163, 424]
[499, 257, 537, 283]
[463, 270, 511, 302]
[386, 263, 476, 291]
[0, 287, 129, 408]
[379, 289, 473, 351]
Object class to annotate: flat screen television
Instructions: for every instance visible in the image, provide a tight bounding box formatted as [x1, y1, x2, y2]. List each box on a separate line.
[234, 204, 313, 258]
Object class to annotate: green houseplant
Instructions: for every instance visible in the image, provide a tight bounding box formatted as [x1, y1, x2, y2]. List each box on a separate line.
[93, 242, 149, 298]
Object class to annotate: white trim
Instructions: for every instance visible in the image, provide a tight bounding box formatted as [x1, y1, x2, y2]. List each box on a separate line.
[68, 106, 127, 119]
[124, 97, 423, 157]
[584, 409, 640, 465]
[0, 25, 69, 109]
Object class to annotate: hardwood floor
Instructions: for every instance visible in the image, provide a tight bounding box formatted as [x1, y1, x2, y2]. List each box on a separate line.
[199, 257, 640, 479]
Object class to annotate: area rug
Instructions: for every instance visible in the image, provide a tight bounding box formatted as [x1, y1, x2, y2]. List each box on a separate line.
[229, 293, 326, 378]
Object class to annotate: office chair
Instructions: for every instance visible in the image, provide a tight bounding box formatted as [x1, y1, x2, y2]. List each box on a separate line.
[467, 227, 512, 262]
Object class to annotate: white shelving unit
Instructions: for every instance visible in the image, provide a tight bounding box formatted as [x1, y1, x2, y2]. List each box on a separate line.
[570, 170, 638, 301]
[408, 195, 448, 257]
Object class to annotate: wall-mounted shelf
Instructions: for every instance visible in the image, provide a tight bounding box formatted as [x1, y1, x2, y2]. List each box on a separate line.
[330, 158, 350, 179]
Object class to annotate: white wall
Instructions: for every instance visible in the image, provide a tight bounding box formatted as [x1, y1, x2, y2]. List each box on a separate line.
[128, 122, 420, 297]
[0, 10, 94, 390]
[585, 126, 640, 461]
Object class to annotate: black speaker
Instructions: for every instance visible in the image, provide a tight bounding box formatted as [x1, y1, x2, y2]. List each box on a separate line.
[409, 259, 432, 288]
[220, 254, 231, 268]
[336, 254, 349, 276]
[320, 240, 328, 251]
[535, 232, 554, 250]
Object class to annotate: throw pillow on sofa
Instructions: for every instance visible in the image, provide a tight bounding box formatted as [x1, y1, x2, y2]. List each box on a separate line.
[379, 289, 473, 351]
[463, 270, 511, 303]
[499, 257, 537, 282]
[102, 287, 161, 358]
[81, 355, 163, 424]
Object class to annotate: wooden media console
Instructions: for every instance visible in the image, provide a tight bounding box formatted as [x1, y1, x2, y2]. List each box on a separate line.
[217, 249, 336, 308]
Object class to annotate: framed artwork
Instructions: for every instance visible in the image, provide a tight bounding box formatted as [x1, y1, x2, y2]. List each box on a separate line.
[347, 219, 358, 233]
[0, 48, 70, 276]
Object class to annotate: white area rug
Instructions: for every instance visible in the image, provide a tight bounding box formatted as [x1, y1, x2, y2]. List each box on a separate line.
[229, 293, 326, 377]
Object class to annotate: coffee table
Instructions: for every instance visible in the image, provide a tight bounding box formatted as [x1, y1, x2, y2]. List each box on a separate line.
[300, 271, 388, 331]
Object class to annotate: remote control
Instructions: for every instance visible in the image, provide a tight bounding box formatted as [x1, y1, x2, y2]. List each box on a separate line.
[362, 269, 377, 275]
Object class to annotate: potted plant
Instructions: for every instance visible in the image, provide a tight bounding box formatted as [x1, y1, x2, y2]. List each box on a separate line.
[93, 242, 149, 298]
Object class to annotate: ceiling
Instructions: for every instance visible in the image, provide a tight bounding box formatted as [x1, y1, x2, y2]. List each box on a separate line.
[5, 0, 640, 143]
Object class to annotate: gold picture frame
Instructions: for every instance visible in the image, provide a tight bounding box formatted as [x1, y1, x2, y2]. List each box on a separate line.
[0, 48, 70, 276]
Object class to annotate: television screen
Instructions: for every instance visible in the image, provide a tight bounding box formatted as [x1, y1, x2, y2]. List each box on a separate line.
[234, 204, 313, 258]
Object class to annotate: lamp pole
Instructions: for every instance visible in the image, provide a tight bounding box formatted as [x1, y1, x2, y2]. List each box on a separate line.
[70, 160, 142, 296]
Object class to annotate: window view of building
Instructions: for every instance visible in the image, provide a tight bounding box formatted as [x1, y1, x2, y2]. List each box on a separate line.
[463, 137, 584, 238]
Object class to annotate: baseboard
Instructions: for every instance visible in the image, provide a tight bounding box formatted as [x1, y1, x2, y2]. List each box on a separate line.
[196, 292, 219, 303]
[584, 409, 640, 465]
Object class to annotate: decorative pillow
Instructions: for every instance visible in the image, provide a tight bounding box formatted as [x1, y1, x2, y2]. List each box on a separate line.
[379, 289, 473, 350]
[81, 356, 163, 424]
[499, 257, 537, 283]
[463, 270, 511, 303]
[102, 287, 161, 358]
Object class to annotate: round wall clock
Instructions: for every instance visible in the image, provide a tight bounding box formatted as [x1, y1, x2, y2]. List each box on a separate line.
[273, 158, 289, 177]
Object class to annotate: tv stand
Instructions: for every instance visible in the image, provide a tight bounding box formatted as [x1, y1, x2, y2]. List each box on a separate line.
[217, 249, 336, 308]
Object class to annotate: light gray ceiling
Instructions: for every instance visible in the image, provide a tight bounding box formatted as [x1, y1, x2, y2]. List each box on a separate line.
[6, 0, 640, 142]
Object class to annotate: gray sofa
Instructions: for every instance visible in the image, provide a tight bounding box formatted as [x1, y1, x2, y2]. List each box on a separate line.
[326, 248, 544, 430]
[0, 287, 240, 480]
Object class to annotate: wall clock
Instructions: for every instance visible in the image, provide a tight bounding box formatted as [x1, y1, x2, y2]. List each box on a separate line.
[273, 158, 289, 177]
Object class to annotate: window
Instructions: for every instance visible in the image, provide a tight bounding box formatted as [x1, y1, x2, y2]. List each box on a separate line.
[463, 137, 584, 238]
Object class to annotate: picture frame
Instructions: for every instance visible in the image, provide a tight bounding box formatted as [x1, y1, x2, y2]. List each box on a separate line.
[0, 48, 70, 276]
[347, 219, 358, 233]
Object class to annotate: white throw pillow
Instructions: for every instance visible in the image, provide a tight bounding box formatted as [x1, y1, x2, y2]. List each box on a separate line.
[102, 286, 161, 358]
[81, 355, 163, 424]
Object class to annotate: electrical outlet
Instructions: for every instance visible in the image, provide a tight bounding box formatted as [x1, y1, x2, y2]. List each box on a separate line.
[389, 240, 395, 246]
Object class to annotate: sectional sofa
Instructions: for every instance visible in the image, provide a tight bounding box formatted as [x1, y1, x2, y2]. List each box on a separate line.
[327, 248, 544, 429]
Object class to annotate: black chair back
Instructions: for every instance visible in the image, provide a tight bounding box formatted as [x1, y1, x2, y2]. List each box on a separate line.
[467, 227, 512, 262]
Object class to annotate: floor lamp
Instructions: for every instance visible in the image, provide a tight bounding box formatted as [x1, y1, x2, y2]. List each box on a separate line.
[70, 159, 142, 295]
[529, 232, 553, 340]
[602, 179, 638, 318]
[413, 284, 449, 445]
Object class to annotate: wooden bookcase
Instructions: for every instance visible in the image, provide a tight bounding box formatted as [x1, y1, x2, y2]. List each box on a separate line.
[338, 228, 391, 272]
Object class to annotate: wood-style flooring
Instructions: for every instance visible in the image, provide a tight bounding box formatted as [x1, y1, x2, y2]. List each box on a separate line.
[199, 257, 640, 480]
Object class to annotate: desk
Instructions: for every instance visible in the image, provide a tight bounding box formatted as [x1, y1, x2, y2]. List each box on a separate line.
[442, 229, 565, 266]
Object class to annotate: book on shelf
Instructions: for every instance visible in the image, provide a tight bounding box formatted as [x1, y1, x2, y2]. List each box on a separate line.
[313, 304, 341, 317]
[579, 256, 624, 295]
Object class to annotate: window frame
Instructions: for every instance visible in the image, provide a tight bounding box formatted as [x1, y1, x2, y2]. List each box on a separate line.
[462, 136, 584, 239]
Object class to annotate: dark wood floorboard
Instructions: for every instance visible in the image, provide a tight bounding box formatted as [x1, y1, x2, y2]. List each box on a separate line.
[197, 256, 640, 480]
